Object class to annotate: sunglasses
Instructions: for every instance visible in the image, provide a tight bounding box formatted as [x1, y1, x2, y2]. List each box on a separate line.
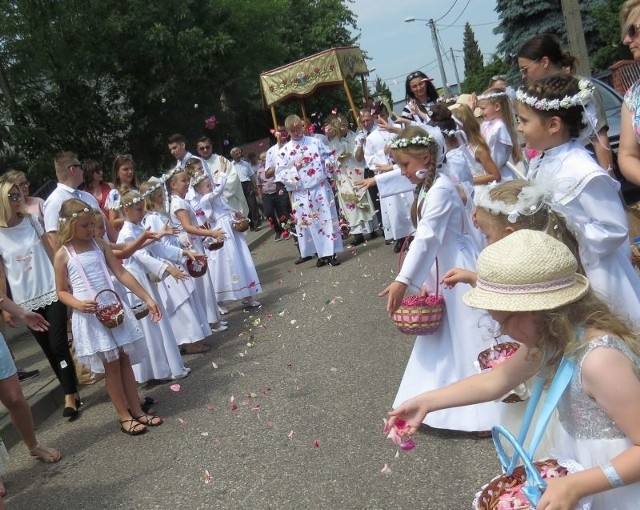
[519, 59, 539, 75]
[17, 181, 30, 189]
[198, 145, 212, 151]
[7, 193, 22, 202]
[407, 71, 425, 81]
[627, 23, 640, 40]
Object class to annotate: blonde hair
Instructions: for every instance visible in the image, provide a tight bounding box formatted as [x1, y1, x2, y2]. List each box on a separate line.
[479, 88, 522, 163]
[451, 105, 492, 155]
[621, 0, 640, 39]
[57, 199, 93, 245]
[0, 177, 24, 227]
[476, 179, 584, 274]
[140, 181, 164, 212]
[2, 169, 26, 185]
[389, 126, 438, 227]
[53, 151, 78, 181]
[536, 290, 640, 378]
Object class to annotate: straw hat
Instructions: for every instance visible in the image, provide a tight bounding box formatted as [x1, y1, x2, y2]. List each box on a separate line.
[463, 230, 589, 312]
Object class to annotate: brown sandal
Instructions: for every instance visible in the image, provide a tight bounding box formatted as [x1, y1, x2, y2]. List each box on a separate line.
[131, 414, 164, 426]
[119, 419, 147, 436]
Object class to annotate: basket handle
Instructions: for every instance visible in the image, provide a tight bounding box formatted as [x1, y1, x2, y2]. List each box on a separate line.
[95, 288, 123, 306]
[491, 425, 546, 507]
[396, 237, 440, 299]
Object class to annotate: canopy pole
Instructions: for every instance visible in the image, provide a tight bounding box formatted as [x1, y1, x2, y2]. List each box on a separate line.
[343, 79, 359, 126]
[270, 106, 278, 132]
[300, 100, 309, 125]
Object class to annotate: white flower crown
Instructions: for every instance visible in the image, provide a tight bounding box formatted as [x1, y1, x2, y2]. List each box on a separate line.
[59, 207, 90, 223]
[515, 79, 594, 111]
[190, 172, 209, 188]
[109, 165, 180, 211]
[388, 135, 434, 150]
[474, 180, 553, 224]
[477, 91, 507, 101]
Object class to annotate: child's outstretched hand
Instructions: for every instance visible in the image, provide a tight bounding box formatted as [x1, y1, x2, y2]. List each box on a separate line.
[387, 395, 431, 437]
[146, 300, 162, 322]
[77, 300, 98, 313]
[183, 250, 206, 263]
[442, 268, 477, 288]
[354, 177, 375, 190]
[20, 310, 50, 332]
[212, 228, 226, 241]
[379, 281, 407, 314]
[166, 266, 188, 282]
[159, 222, 178, 238]
[140, 228, 161, 243]
[535, 476, 582, 510]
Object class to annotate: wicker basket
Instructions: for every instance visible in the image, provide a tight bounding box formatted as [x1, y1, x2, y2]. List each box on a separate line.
[187, 258, 208, 278]
[232, 218, 250, 232]
[391, 294, 445, 335]
[477, 342, 522, 403]
[473, 459, 568, 510]
[203, 236, 224, 251]
[95, 289, 125, 329]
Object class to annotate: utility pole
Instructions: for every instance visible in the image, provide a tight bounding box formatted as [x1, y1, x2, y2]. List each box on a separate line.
[560, 0, 591, 76]
[428, 19, 450, 95]
[450, 48, 461, 94]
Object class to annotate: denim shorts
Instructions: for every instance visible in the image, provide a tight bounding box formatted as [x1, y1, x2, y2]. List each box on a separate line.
[0, 334, 17, 380]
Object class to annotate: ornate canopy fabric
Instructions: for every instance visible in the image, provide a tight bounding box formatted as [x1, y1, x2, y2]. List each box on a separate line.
[259, 46, 368, 107]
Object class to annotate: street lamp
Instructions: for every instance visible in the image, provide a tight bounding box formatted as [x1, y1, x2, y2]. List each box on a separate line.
[404, 17, 450, 95]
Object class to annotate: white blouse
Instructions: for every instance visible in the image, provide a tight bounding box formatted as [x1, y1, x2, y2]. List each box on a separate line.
[0, 215, 58, 310]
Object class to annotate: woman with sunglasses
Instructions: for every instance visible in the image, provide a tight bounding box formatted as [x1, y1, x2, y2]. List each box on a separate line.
[105, 154, 139, 230]
[517, 34, 613, 171]
[0, 176, 80, 421]
[401, 70, 440, 124]
[1, 170, 44, 223]
[79, 160, 113, 217]
[618, 0, 640, 186]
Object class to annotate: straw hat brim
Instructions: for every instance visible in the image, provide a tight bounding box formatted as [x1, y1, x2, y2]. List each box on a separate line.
[462, 274, 589, 312]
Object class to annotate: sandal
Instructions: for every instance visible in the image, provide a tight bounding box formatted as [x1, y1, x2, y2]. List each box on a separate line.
[131, 414, 164, 426]
[29, 443, 62, 463]
[119, 418, 147, 436]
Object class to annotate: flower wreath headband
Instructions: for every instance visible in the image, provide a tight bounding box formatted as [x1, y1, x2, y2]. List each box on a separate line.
[473, 180, 555, 224]
[515, 78, 598, 142]
[58, 207, 91, 223]
[388, 135, 435, 150]
[477, 91, 507, 101]
[108, 165, 180, 211]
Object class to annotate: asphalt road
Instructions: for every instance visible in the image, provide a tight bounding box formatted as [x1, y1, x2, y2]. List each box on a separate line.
[4, 234, 500, 510]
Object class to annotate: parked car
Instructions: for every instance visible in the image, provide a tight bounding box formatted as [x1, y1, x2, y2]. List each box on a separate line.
[589, 77, 640, 204]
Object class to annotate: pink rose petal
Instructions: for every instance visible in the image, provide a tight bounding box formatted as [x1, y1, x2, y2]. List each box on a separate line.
[313, 440, 320, 448]
[170, 384, 181, 392]
[381, 464, 392, 476]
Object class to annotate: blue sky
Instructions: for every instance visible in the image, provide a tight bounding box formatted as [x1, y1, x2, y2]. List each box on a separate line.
[349, 0, 502, 101]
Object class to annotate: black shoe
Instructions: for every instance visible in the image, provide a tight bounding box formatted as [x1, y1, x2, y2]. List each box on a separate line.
[393, 238, 405, 253]
[369, 230, 379, 240]
[62, 406, 79, 421]
[295, 256, 313, 265]
[384, 239, 393, 245]
[316, 257, 328, 267]
[274, 232, 283, 242]
[347, 234, 365, 247]
[17, 369, 39, 382]
[327, 255, 341, 267]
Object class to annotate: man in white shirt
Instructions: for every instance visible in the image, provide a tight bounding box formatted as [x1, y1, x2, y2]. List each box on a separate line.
[263, 126, 293, 242]
[230, 147, 261, 231]
[43, 151, 114, 247]
[168, 133, 193, 168]
[354, 108, 382, 231]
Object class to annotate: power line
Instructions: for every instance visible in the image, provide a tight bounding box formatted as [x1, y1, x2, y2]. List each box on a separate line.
[439, 0, 471, 29]
[434, 0, 459, 23]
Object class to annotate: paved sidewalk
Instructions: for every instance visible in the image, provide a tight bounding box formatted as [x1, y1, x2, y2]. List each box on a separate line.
[0, 226, 274, 449]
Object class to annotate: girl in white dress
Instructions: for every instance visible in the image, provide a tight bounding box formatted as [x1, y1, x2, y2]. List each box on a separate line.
[139, 181, 215, 348]
[53, 198, 164, 436]
[478, 88, 522, 181]
[517, 73, 640, 326]
[117, 190, 196, 381]
[187, 163, 262, 307]
[390, 230, 640, 510]
[376, 126, 503, 433]
[167, 168, 226, 344]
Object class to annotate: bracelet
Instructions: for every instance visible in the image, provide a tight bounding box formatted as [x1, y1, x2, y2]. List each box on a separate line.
[601, 462, 625, 488]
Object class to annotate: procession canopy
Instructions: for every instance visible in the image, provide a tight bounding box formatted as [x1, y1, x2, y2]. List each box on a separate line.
[259, 46, 368, 107]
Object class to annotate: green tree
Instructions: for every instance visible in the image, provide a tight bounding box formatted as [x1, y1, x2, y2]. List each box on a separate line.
[592, 0, 632, 70]
[463, 23, 484, 76]
[373, 76, 392, 105]
[0, 0, 359, 185]
[462, 58, 510, 94]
